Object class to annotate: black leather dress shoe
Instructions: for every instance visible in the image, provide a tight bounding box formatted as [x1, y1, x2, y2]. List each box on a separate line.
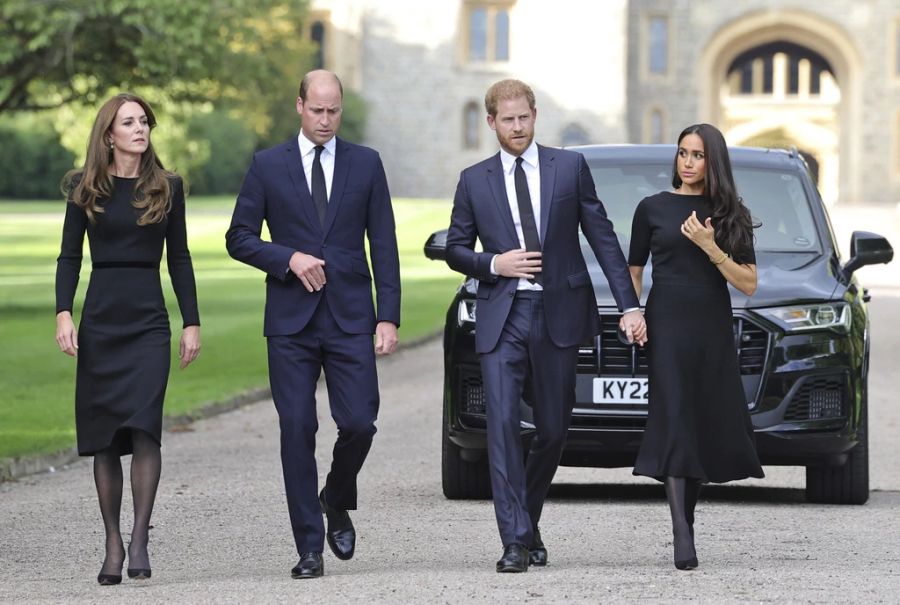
[496, 543, 529, 573]
[529, 526, 548, 567]
[291, 552, 324, 579]
[319, 488, 356, 560]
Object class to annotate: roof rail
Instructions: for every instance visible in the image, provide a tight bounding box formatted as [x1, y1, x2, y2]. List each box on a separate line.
[788, 145, 799, 158]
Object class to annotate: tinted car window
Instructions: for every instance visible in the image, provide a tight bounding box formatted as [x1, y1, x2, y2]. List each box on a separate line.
[588, 163, 820, 253]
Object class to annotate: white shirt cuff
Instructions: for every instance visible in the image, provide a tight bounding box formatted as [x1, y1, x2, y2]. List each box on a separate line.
[490, 254, 498, 275]
[622, 307, 641, 313]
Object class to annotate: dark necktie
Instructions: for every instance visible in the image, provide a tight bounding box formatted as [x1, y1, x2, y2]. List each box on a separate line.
[514, 156, 542, 284]
[312, 145, 327, 226]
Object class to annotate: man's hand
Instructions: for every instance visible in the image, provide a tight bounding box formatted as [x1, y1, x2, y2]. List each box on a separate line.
[375, 321, 399, 356]
[289, 251, 326, 292]
[619, 309, 647, 346]
[494, 249, 542, 279]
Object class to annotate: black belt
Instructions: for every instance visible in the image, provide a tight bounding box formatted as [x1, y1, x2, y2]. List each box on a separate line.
[92, 261, 159, 270]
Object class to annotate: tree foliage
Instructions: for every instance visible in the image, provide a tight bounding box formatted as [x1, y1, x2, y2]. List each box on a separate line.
[0, 115, 75, 197]
[0, 0, 312, 116]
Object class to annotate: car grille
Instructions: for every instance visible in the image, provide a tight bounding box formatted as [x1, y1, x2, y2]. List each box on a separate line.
[735, 317, 768, 374]
[577, 314, 770, 376]
[783, 374, 848, 422]
[459, 374, 486, 416]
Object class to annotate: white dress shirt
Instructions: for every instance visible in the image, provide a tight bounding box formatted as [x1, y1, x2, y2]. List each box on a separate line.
[492, 140, 542, 291]
[297, 131, 336, 200]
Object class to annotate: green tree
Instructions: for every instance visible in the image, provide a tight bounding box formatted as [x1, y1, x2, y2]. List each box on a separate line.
[186, 109, 257, 195]
[0, 115, 75, 198]
[0, 0, 311, 114]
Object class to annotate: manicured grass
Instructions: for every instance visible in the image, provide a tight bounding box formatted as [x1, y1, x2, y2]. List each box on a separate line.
[0, 196, 459, 459]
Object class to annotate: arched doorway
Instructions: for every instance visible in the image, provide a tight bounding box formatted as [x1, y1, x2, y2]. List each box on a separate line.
[698, 10, 862, 205]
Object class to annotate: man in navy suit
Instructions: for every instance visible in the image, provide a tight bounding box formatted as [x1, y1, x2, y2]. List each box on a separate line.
[226, 70, 400, 579]
[446, 79, 647, 572]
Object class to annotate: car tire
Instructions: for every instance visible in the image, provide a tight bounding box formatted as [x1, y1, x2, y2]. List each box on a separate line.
[442, 417, 491, 500]
[805, 403, 869, 505]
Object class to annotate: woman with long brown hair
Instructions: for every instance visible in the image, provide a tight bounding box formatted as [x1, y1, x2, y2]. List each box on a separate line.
[628, 123, 764, 570]
[55, 93, 201, 585]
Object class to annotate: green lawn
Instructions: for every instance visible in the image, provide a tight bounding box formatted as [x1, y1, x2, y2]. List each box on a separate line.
[0, 196, 459, 459]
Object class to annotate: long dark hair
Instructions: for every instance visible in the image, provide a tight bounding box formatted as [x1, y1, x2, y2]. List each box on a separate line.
[62, 93, 174, 225]
[672, 123, 759, 262]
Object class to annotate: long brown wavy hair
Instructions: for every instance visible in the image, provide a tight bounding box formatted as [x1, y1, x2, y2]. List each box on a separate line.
[671, 123, 760, 263]
[62, 93, 173, 225]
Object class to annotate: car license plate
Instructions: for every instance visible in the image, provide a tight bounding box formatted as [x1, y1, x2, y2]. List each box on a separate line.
[592, 377, 648, 404]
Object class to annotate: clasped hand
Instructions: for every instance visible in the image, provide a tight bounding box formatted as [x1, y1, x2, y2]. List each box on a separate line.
[290, 251, 327, 292]
[619, 309, 647, 346]
[494, 249, 542, 279]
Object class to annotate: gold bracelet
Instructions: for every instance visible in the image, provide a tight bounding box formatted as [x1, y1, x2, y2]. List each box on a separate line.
[710, 251, 729, 265]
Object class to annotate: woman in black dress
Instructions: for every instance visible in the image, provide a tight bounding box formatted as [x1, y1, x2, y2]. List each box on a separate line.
[55, 93, 201, 585]
[627, 123, 763, 570]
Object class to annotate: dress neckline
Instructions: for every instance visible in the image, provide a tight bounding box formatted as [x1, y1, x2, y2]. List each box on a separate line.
[668, 189, 704, 198]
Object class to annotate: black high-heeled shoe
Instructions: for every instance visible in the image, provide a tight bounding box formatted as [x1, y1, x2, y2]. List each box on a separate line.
[97, 573, 122, 586]
[97, 546, 125, 585]
[127, 568, 151, 580]
[673, 531, 699, 571]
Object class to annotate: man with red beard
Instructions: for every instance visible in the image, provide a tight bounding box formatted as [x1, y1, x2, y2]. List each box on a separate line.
[445, 79, 646, 572]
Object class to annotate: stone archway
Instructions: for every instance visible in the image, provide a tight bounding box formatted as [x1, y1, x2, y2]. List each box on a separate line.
[729, 121, 837, 204]
[698, 10, 862, 204]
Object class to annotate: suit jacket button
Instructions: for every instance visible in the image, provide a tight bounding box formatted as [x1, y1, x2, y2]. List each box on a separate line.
[508, 291, 514, 297]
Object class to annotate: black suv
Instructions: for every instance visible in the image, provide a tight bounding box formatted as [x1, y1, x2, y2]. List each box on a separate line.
[425, 144, 893, 505]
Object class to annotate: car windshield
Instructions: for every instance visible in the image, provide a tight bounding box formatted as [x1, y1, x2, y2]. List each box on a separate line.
[587, 163, 820, 253]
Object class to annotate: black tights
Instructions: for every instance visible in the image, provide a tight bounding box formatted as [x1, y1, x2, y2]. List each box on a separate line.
[94, 430, 161, 575]
[664, 477, 702, 563]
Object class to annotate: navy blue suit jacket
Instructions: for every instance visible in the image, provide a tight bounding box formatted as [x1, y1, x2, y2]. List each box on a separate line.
[446, 145, 638, 353]
[226, 136, 400, 337]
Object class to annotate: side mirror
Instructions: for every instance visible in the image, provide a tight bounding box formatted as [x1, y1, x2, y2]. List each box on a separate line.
[424, 229, 448, 261]
[842, 231, 893, 277]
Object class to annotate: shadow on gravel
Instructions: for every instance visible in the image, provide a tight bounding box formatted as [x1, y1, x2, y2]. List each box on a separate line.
[548, 483, 807, 504]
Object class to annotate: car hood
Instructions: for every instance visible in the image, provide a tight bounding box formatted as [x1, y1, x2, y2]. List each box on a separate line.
[587, 251, 842, 309]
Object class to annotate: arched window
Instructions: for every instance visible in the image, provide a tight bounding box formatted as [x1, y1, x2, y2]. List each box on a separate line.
[647, 15, 669, 75]
[468, 8, 488, 61]
[494, 10, 509, 61]
[465, 2, 513, 62]
[463, 101, 481, 150]
[726, 41, 834, 97]
[648, 109, 665, 144]
[311, 21, 326, 69]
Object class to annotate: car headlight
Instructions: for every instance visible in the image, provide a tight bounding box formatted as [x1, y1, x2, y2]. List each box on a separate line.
[754, 303, 851, 334]
[457, 299, 476, 326]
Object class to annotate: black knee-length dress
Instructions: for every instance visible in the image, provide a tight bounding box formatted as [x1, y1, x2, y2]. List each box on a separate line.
[628, 191, 763, 483]
[55, 176, 199, 456]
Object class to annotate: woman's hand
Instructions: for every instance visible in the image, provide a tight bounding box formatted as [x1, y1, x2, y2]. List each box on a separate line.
[56, 311, 78, 357]
[179, 325, 201, 369]
[680, 211, 718, 255]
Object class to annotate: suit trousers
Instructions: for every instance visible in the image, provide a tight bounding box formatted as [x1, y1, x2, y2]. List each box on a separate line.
[480, 291, 578, 547]
[267, 293, 379, 554]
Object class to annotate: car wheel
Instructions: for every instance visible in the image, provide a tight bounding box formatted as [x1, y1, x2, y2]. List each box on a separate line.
[441, 416, 491, 499]
[805, 403, 869, 505]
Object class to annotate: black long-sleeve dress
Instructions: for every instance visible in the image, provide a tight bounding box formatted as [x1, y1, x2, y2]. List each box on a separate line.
[628, 191, 763, 483]
[56, 176, 200, 456]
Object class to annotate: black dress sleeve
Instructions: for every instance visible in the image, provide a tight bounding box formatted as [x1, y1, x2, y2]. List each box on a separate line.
[165, 178, 200, 327]
[55, 200, 87, 314]
[627, 198, 651, 266]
